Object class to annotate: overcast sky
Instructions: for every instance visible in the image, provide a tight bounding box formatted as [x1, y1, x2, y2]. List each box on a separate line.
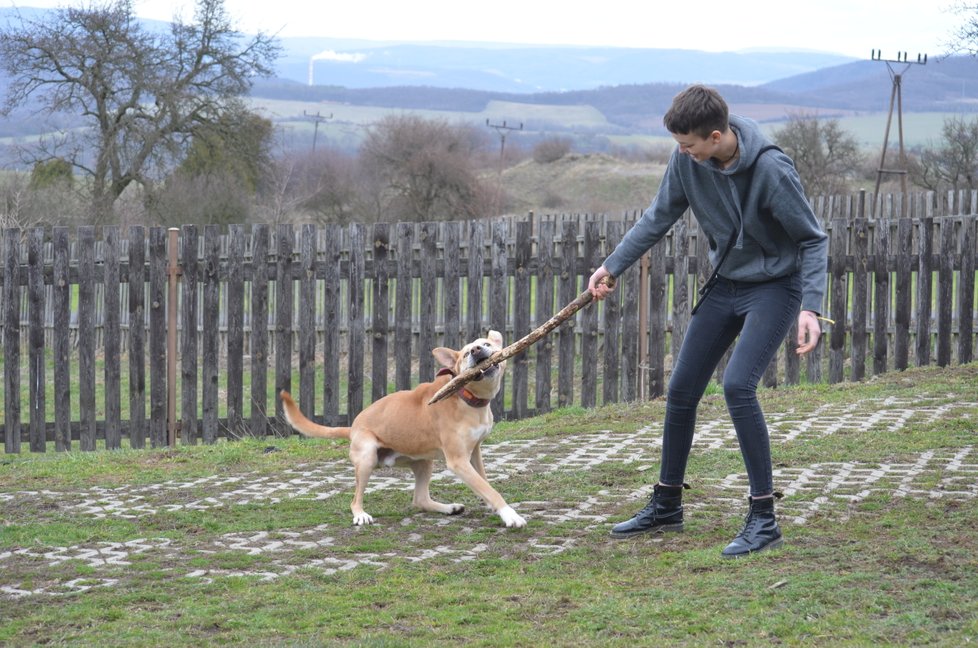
[3, 0, 965, 60]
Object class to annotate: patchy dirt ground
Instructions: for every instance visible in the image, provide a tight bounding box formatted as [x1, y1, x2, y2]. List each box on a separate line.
[2, 390, 976, 598]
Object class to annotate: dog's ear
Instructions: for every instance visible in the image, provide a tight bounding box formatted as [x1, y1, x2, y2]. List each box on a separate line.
[431, 346, 458, 369]
[487, 329, 503, 348]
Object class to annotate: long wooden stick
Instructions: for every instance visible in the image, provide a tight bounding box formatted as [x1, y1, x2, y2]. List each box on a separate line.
[428, 276, 615, 405]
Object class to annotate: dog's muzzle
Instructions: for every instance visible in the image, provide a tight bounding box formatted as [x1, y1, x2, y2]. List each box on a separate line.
[467, 347, 498, 380]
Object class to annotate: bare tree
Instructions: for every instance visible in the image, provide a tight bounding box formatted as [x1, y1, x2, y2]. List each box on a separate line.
[246, 147, 363, 226]
[908, 115, 978, 192]
[0, 172, 87, 229]
[948, 2, 978, 55]
[771, 112, 862, 197]
[0, 0, 280, 222]
[359, 115, 493, 221]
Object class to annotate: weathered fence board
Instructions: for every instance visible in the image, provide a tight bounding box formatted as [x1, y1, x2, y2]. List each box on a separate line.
[202, 225, 221, 444]
[347, 223, 365, 419]
[323, 224, 342, 423]
[369, 223, 388, 403]
[4, 230, 18, 454]
[603, 220, 623, 405]
[300, 224, 318, 411]
[512, 220, 532, 419]
[181, 224, 199, 445]
[104, 227, 121, 449]
[224, 225, 244, 436]
[78, 227, 96, 451]
[535, 220, 555, 414]
[128, 226, 146, 448]
[917, 207, 934, 367]
[894, 214, 913, 370]
[250, 225, 269, 438]
[873, 199, 891, 375]
[960, 215, 976, 365]
[27, 228, 44, 453]
[828, 206, 848, 384]
[557, 220, 577, 408]
[1, 190, 977, 453]
[274, 223, 294, 437]
[149, 227, 167, 448]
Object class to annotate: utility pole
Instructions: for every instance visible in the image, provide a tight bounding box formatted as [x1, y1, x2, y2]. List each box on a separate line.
[871, 50, 927, 197]
[486, 119, 523, 216]
[486, 118, 523, 164]
[303, 110, 332, 152]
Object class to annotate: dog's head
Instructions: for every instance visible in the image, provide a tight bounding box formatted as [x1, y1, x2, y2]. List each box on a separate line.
[432, 330, 505, 399]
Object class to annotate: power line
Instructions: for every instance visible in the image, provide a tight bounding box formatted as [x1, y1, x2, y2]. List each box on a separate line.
[871, 50, 927, 197]
[303, 110, 332, 152]
[486, 119, 523, 163]
[486, 119, 523, 216]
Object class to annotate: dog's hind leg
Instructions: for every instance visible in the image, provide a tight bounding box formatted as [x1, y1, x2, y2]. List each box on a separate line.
[409, 459, 464, 516]
[349, 438, 378, 525]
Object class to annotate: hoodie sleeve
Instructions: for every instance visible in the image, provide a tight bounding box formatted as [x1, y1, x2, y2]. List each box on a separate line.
[603, 150, 690, 277]
[768, 171, 829, 314]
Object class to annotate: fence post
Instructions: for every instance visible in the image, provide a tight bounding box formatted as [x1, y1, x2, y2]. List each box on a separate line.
[167, 227, 179, 447]
[958, 211, 976, 365]
[850, 191, 869, 380]
[873, 195, 891, 375]
[916, 195, 935, 366]
[828, 200, 848, 384]
[637, 251, 650, 399]
[27, 227, 45, 453]
[4, 228, 21, 455]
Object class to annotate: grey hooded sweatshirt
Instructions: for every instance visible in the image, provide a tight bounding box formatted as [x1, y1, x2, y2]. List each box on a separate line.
[603, 114, 828, 314]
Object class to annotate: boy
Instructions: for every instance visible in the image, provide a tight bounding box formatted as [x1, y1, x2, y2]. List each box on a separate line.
[588, 85, 827, 557]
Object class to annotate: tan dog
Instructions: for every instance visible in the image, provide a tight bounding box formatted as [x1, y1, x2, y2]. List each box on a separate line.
[279, 330, 526, 528]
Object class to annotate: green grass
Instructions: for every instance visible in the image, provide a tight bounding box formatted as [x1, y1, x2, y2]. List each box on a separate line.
[0, 363, 977, 646]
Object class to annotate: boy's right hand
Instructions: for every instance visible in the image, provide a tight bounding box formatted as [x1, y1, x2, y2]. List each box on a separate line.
[588, 266, 615, 301]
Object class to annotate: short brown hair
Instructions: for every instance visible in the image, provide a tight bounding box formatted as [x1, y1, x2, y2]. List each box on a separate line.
[663, 85, 729, 138]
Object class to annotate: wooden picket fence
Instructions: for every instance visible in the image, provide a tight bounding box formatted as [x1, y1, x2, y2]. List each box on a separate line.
[1, 189, 976, 453]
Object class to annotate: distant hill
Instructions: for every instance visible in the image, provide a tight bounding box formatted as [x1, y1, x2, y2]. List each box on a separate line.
[6, 5, 974, 116]
[761, 56, 978, 112]
[277, 39, 858, 92]
[0, 7, 858, 92]
[3, 6, 977, 154]
[250, 54, 978, 135]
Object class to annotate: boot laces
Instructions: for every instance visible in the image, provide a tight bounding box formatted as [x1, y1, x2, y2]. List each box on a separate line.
[736, 510, 762, 539]
[736, 493, 781, 539]
[635, 484, 687, 518]
[635, 494, 658, 517]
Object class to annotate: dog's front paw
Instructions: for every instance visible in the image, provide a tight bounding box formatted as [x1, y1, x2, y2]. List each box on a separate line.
[498, 505, 526, 528]
[352, 512, 375, 526]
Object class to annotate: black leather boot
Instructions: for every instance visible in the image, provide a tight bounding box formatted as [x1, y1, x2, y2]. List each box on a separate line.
[721, 494, 783, 558]
[609, 483, 689, 539]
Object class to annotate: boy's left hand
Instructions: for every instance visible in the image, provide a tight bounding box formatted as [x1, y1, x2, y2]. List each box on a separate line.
[796, 311, 821, 355]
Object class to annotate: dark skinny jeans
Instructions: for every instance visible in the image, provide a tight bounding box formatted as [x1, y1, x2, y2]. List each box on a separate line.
[660, 272, 802, 496]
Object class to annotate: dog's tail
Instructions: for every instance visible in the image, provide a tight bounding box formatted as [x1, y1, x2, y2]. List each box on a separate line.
[279, 390, 352, 440]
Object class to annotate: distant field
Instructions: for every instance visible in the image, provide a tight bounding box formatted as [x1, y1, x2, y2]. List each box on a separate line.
[249, 95, 978, 155]
[248, 96, 615, 153]
[827, 111, 978, 148]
